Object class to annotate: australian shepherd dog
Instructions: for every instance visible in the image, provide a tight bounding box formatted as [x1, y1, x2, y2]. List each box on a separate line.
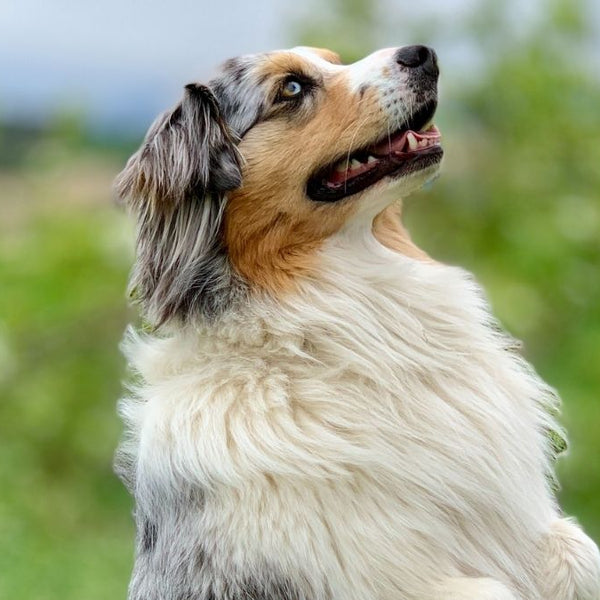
[115, 45, 600, 600]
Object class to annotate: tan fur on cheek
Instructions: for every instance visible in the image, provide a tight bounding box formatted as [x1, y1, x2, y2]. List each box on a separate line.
[225, 69, 386, 297]
[372, 205, 431, 261]
[225, 181, 357, 297]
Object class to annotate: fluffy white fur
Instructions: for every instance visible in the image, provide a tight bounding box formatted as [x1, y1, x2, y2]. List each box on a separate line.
[120, 216, 600, 600]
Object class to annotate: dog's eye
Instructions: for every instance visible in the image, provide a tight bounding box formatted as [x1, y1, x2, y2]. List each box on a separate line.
[280, 79, 303, 99]
[273, 75, 316, 107]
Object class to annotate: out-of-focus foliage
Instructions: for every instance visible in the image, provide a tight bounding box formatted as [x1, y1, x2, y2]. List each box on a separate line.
[294, 0, 376, 62]
[0, 132, 136, 598]
[1, 0, 598, 598]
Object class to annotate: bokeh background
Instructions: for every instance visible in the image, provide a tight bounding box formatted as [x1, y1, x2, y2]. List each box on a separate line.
[1, 0, 599, 597]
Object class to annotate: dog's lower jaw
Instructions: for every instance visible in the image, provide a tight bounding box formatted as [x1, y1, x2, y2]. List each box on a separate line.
[118, 229, 599, 600]
[354, 161, 442, 221]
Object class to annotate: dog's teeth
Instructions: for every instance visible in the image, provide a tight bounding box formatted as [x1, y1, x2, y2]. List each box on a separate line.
[407, 132, 418, 151]
[367, 155, 377, 164]
[335, 161, 347, 172]
[350, 159, 362, 169]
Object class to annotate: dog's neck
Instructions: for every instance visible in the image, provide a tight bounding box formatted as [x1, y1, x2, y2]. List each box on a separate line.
[372, 205, 431, 261]
[273, 221, 500, 382]
[171, 206, 498, 368]
[167, 209, 522, 394]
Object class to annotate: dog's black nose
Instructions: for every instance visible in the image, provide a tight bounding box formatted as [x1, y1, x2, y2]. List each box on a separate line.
[395, 45, 438, 77]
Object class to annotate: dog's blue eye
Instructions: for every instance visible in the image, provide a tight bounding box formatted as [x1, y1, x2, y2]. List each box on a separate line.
[282, 80, 303, 98]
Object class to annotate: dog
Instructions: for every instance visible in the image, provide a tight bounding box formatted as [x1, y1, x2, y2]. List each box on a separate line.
[114, 45, 600, 600]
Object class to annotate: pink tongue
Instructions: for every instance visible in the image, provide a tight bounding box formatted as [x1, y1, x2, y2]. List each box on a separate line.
[369, 126, 440, 156]
[370, 131, 409, 155]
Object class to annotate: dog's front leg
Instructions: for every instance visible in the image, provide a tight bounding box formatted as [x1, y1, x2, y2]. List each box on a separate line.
[429, 577, 519, 600]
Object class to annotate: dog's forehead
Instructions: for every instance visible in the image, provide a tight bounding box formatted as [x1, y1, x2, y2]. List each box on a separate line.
[287, 46, 344, 71]
[209, 47, 345, 136]
[218, 46, 343, 80]
[289, 47, 400, 92]
[217, 46, 400, 93]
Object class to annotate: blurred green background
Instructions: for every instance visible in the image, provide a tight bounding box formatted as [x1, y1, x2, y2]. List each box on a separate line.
[1, 0, 598, 597]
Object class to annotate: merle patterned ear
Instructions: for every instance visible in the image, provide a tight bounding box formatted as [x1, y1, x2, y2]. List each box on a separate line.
[114, 84, 244, 327]
[115, 83, 242, 206]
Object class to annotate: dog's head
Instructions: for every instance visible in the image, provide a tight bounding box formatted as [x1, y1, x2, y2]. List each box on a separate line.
[117, 45, 442, 326]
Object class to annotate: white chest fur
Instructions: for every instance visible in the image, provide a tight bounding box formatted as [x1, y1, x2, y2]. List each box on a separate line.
[119, 228, 565, 600]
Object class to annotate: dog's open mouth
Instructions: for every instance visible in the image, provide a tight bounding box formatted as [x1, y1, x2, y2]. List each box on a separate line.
[306, 101, 443, 202]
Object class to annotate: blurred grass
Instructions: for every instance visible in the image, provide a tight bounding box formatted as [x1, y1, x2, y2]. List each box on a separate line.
[1, 0, 599, 597]
[0, 144, 135, 598]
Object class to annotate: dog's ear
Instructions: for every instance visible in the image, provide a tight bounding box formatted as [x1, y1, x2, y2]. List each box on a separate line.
[115, 85, 245, 327]
[116, 83, 242, 206]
